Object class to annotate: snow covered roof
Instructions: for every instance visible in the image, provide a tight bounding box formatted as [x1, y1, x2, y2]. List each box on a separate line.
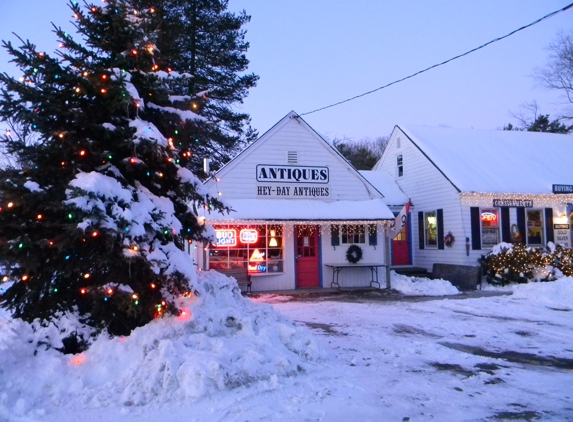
[204, 198, 394, 221]
[399, 125, 573, 194]
[359, 171, 408, 206]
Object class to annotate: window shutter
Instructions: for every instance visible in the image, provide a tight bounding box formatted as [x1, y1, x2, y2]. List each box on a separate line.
[470, 207, 481, 250]
[516, 207, 526, 244]
[545, 208, 554, 244]
[368, 224, 377, 246]
[418, 212, 424, 249]
[330, 225, 340, 247]
[437, 209, 444, 250]
[501, 207, 511, 242]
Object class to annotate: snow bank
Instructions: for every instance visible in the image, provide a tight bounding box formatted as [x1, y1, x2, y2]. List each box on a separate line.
[0, 271, 321, 416]
[510, 277, 573, 308]
[390, 271, 460, 296]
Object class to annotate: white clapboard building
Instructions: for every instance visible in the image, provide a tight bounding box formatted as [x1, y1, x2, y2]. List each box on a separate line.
[197, 112, 396, 292]
[373, 125, 573, 271]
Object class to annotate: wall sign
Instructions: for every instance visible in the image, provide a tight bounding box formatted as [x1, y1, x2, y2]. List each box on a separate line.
[492, 199, 533, 207]
[256, 165, 329, 184]
[256, 185, 330, 198]
[552, 184, 573, 194]
[214, 229, 237, 247]
[554, 224, 571, 248]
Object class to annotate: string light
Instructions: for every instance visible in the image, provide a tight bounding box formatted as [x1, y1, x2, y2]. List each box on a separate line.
[37, 214, 43, 220]
[100, 88, 107, 94]
[80, 288, 87, 294]
[21, 275, 29, 281]
[83, 273, 90, 279]
[79, 150, 86, 156]
[7, 202, 14, 208]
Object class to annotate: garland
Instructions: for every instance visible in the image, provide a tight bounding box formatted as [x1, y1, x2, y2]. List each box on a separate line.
[346, 244, 363, 263]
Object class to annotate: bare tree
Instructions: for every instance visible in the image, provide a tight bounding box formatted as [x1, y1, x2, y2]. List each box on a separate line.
[534, 30, 573, 120]
[333, 136, 390, 170]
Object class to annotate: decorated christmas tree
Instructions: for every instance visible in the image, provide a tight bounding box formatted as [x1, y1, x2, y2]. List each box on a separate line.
[0, 0, 228, 346]
[133, 0, 259, 174]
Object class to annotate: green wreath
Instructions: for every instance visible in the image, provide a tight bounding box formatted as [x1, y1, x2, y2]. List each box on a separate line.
[346, 244, 363, 264]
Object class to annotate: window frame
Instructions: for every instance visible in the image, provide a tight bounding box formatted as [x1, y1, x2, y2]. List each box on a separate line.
[396, 154, 404, 178]
[209, 224, 285, 276]
[424, 211, 438, 248]
[525, 208, 545, 246]
[480, 207, 500, 248]
[340, 224, 366, 245]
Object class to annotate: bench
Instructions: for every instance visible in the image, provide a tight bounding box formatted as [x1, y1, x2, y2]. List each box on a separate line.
[216, 267, 252, 293]
[432, 263, 482, 291]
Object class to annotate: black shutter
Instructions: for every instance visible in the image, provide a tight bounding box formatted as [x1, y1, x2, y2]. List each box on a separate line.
[501, 207, 511, 242]
[545, 208, 554, 244]
[331, 225, 340, 247]
[470, 207, 481, 250]
[516, 207, 526, 244]
[368, 224, 377, 246]
[418, 211, 424, 249]
[437, 209, 444, 250]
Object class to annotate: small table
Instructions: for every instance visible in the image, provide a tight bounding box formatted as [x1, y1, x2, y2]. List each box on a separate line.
[324, 263, 386, 289]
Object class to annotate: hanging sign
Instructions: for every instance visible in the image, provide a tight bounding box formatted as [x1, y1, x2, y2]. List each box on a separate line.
[554, 224, 571, 248]
[552, 185, 573, 194]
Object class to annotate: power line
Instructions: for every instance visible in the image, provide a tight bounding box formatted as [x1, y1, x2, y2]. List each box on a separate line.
[301, 3, 573, 116]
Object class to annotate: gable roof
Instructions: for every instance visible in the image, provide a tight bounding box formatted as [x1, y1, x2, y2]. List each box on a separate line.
[398, 125, 573, 194]
[204, 112, 394, 221]
[359, 171, 408, 206]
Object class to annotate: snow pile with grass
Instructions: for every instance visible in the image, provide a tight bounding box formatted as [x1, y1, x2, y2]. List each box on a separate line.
[390, 271, 460, 296]
[0, 271, 320, 417]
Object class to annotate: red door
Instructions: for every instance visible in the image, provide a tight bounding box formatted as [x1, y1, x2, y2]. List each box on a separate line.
[392, 216, 410, 265]
[295, 225, 320, 288]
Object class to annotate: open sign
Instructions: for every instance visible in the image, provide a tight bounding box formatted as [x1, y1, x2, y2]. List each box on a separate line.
[481, 212, 497, 222]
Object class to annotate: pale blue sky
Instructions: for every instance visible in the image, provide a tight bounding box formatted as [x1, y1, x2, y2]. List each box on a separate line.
[1, 1, 572, 140]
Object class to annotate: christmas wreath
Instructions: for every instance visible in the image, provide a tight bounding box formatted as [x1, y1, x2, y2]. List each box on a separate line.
[444, 232, 455, 247]
[346, 244, 363, 263]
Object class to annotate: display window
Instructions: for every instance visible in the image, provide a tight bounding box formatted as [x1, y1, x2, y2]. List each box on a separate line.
[526, 209, 544, 246]
[481, 208, 500, 247]
[424, 211, 437, 247]
[341, 224, 365, 244]
[209, 224, 284, 275]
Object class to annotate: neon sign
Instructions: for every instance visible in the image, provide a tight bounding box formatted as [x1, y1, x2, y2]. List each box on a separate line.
[240, 228, 258, 244]
[249, 249, 265, 261]
[481, 212, 497, 222]
[214, 229, 237, 247]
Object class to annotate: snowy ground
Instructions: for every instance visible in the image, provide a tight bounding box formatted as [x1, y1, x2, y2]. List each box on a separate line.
[1, 275, 572, 421]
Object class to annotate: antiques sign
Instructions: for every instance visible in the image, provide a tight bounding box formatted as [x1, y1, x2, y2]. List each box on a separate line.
[256, 164, 330, 198]
[492, 198, 533, 207]
[256, 165, 329, 184]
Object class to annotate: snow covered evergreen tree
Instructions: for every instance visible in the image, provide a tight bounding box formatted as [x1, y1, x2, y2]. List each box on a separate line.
[0, 0, 225, 344]
[133, 0, 259, 173]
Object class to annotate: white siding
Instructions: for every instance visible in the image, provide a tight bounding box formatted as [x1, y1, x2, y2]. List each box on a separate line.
[206, 114, 379, 201]
[375, 127, 474, 271]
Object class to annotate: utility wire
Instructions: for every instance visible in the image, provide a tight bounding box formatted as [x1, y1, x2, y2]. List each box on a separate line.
[301, 2, 573, 116]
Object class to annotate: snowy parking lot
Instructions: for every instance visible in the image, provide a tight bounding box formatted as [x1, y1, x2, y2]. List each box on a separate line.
[1, 276, 572, 422]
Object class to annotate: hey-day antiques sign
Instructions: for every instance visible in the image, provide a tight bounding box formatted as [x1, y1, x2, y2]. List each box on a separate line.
[255, 165, 331, 198]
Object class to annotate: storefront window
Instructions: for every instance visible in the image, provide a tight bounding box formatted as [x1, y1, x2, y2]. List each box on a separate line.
[341, 224, 365, 244]
[481, 208, 499, 247]
[209, 224, 284, 275]
[526, 210, 544, 246]
[424, 211, 437, 247]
